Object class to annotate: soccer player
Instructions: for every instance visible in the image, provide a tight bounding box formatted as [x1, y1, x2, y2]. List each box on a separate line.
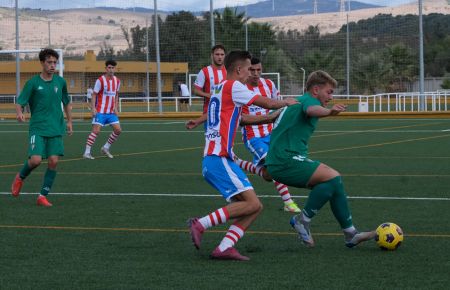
[11, 48, 73, 207]
[188, 50, 298, 261]
[265, 70, 375, 248]
[83, 60, 122, 159]
[236, 57, 301, 213]
[193, 44, 227, 114]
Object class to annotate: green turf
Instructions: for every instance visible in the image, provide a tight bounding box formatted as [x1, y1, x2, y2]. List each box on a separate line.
[1, 118, 450, 289]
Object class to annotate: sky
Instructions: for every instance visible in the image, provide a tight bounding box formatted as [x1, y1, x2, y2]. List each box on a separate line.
[0, 0, 418, 12]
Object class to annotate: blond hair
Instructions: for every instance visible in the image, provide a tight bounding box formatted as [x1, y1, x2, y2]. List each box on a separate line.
[305, 70, 337, 92]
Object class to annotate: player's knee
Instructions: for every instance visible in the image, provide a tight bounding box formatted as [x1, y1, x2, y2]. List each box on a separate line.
[114, 128, 122, 135]
[246, 198, 263, 214]
[92, 128, 101, 134]
[47, 159, 58, 169]
[29, 157, 42, 168]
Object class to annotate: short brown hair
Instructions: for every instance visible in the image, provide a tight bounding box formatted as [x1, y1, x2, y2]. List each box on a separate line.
[224, 50, 252, 73]
[211, 44, 226, 54]
[305, 70, 337, 91]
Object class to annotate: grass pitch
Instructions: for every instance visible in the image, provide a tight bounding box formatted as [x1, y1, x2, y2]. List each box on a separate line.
[1, 118, 449, 289]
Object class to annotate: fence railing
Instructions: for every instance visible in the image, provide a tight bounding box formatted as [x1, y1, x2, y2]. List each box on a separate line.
[1, 91, 449, 114]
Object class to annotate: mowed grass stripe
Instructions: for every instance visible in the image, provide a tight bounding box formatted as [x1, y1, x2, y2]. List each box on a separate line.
[1, 192, 449, 200]
[1, 224, 449, 238]
[2, 171, 450, 177]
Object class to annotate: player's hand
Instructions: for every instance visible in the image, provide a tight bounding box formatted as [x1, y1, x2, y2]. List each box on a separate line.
[284, 98, 299, 106]
[66, 121, 73, 136]
[330, 104, 347, 115]
[185, 120, 199, 130]
[16, 112, 25, 122]
[268, 109, 281, 122]
[91, 109, 97, 117]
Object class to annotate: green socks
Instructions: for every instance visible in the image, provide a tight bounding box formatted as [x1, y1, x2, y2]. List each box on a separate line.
[40, 168, 57, 196]
[19, 160, 33, 179]
[328, 176, 353, 229]
[303, 176, 353, 229]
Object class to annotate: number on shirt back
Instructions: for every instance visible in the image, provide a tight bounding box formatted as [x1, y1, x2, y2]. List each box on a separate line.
[207, 84, 223, 128]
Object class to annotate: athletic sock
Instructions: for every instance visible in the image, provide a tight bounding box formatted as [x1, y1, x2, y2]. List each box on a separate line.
[273, 181, 292, 203]
[104, 131, 120, 149]
[85, 132, 98, 152]
[19, 160, 33, 180]
[198, 207, 229, 230]
[40, 168, 56, 196]
[218, 223, 245, 252]
[303, 179, 335, 219]
[328, 176, 353, 229]
[234, 157, 264, 177]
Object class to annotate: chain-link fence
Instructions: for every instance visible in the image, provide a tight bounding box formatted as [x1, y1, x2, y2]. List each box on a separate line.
[1, 0, 450, 113]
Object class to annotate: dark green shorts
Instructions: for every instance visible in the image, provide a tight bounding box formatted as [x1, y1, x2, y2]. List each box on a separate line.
[266, 156, 320, 188]
[28, 134, 64, 159]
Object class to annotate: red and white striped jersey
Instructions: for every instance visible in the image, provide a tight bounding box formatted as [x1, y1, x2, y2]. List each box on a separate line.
[194, 65, 227, 113]
[203, 80, 259, 159]
[242, 78, 280, 140]
[93, 75, 121, 114]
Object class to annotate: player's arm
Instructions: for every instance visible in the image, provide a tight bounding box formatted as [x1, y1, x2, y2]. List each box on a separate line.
[15, 80, 33, 122]
[193, 87, 211, 99]
[186, 113, 207, 130]
[252, 95, 298, 110]
[63, 103, 73, 136]
[91, 92, 98, 117]
[15, 104, 25, 122]
[240, 110, 281, 126]
[306, 104, 347, 118]
[61, 80, 73, 136]
[114, 92, 120, 114]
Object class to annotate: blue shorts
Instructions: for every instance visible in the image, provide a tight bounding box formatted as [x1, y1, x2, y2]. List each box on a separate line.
[202, 155, 253, 202]
[92, 113, 120, 126]
[244, 135, 270, 166]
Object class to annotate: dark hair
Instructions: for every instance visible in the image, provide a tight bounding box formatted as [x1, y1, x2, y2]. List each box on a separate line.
[250, 57, 261, 65]
[211, 44, 226, 54]
[105, 59, 117, 67]
[305, 70, 337, 91]
[224, 50, 252, 73]
[39, 48, 59, 62]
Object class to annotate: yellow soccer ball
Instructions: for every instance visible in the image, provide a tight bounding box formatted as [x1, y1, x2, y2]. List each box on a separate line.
[375, 222, 404, 250]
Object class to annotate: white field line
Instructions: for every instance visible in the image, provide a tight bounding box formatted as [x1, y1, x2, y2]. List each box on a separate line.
[1, 192, 449, 201]
[0, 130, 448, 133]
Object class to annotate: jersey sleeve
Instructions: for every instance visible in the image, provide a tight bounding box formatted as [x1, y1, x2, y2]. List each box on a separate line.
[301, 96, 321, 114]
[194, 69, 206, 91]
[116, 79, 121, 93]
[93, 79, 102, 94]
[269, 80, 280, 100]
[232, 81, 259, 107]
[17, 79, 34, 106]
[61, 79, 70, 106]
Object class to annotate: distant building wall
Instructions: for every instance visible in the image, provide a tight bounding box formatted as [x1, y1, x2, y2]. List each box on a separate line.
[0, 50, 188, 96]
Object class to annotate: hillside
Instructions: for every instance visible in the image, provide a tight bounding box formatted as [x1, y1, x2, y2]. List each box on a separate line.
[0, 1, 449, 56]
[252, 0, 450, 34]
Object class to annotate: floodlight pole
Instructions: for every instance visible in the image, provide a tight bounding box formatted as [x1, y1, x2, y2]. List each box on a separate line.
[145, 17, 150, 109]
[346, 12, 350, 98]
[210, 0, 215, 47]
[245, 6, 248, 50]
[154, 0, 163, 113]
[15, 0, 20, 98]
[418, 0, 425, 111]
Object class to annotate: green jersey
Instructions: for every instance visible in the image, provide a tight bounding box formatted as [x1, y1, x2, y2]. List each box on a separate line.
[18, 74, 70, 137]
[265, 93, 321, 166]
